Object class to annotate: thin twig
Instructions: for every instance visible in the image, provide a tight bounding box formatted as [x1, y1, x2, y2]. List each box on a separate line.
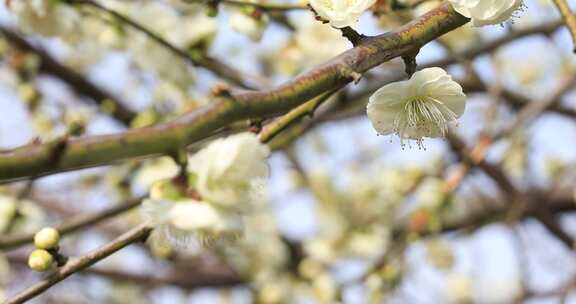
[74, 0, 268, 89]
[0, 197, 143, 251]
[214, 0, 308, 11]
[0, 26, 136, 125]
[259, 89, 340, 143]
[5, 224, 152, 304]
[7, 255, 244, 289]
[552, 0, 576, 52]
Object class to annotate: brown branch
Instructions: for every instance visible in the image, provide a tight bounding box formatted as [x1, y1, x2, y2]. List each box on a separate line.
[302, 17, 571, 127]
[534, 209, 574, 248]
[7, 255, 244, 290]
[392, 189, 576, 238]
[446, 133, 576, 249]
[0, 26, 136, 125]
[428, 18, 565, 68]
[552, 0, 576, 52]
[500, 74, 576, 136]
[5, 224, 153, 304]
[0, 197, 143, 251]
[0, 4, 469, 183]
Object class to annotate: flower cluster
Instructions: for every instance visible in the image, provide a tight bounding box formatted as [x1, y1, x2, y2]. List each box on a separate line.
[28, 227, 60, 272]
[141, 132, 270, 253]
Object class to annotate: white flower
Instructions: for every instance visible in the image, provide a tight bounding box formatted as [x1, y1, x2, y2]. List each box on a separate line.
[446, 274, 473, 303]
[414, 1, 480, 51]
[129, 2, 216, 48]
[11, 0, 80, 37]
[345, 228, 390, 257]
[229, 12, 268, 42]
[449, 0, 523, 27]
[142, 197, 241, 249]
[367, 67, 466, 146]
[310, 0, 376, 28]
[0, 195, 44, 234]
[417, 178, 447, 209]
[188, 132, 270, 208]
[274, 19, 349, 75]
[133, 157, 179, 193]
[0, 195, 17, 233]
[127, 2, 217, 89]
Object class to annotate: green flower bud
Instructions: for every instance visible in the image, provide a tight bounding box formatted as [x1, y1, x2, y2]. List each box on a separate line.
[28, 249, 54, 272]
[34, 227, 60, 249]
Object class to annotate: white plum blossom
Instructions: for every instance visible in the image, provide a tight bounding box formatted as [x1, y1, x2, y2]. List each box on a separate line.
[142, 132, 270, 251]
[188, 132, 270, 208]
[230, 12, 269, 42]
[11, 0, 80, 37]
[141, 196, 242, 250]
[446, 274, 473, 303]
[273, 19, 349, 75]
[448, 0, 523, 27]
[0, 195, 45, 234]
[127, 2, 217, 89]
[367, 67, 466, 146]
[414, 0, 480, 51]
[310, 0, 376, 28]
[133, 157, 179, 193]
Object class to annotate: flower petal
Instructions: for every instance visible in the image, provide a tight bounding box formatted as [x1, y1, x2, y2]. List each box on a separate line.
[169, 201, 224, 231]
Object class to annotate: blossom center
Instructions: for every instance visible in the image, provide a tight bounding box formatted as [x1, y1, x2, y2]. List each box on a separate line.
[393, 95, 457, 146]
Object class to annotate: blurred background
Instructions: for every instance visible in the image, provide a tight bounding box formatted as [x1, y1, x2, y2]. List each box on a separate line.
[1, 0, 576, 303]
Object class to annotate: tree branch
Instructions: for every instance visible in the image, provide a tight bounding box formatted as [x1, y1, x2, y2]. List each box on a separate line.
[0, 4, 469, 183]
[0, 197, 142, 251]
[74, 0, 268, 89]
[258, 89, 339, 143]
[7, 255, 244, 290]
[0, 26, 136, 125]
[5, 224, 152, 304]
[199, 0, 308, 11]
[552, 0, 576, 52]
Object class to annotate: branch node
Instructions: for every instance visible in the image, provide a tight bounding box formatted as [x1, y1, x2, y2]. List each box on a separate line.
[168, 148, 189, 187]
[401, 48, 420, 77]
[210, 83, 233, 97]
[341, 67, 363, 84]
[47, 136, 70, 166]
[47, 248, 68, 267]
[249, 119, 263, 133]
[339, 26, 368, 46]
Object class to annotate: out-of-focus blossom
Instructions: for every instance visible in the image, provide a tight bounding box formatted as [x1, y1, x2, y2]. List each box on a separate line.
[310, 0, 376, 28]
[230, 11, 268, 41]
[449, 0, 523, 27]
[188, 132, 270, 208]
[12, 0, 80, 37]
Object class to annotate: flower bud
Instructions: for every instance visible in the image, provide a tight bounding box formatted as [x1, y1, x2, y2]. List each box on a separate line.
[28, 249, 54, 272]
[34, 227, 60, 249]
